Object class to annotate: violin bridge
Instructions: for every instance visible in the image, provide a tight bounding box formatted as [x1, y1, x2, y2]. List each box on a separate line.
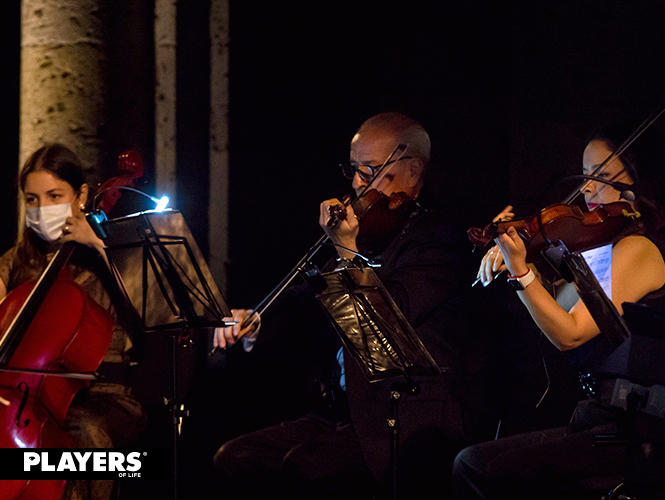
[0, 394, 10, 407]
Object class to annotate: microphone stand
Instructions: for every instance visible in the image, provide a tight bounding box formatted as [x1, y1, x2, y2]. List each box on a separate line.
[557, 175, 637, 202]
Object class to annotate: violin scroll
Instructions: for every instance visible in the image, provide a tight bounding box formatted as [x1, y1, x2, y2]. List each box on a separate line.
[326, 196, 351, 228]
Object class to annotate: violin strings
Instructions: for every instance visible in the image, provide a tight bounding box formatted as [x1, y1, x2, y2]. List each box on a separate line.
[354, 143, 409, 203]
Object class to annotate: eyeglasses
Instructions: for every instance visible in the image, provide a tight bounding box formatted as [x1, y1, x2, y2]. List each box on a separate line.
[340, 156, 413, 183]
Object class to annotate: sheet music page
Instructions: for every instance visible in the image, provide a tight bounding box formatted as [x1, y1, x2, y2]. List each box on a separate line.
[581, 243, 613, 300]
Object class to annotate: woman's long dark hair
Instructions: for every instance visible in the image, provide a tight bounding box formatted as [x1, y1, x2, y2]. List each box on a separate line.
[11, 144, 88, 289]
[588, 119, 665, 232]
[19, 144, 86, 196]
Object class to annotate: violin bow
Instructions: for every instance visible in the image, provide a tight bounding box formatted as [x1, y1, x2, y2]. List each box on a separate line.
[210, 144, 412, 352]
[562, 96, 665, 205]
[532, 100, 665, 257]
[356, 143, 409, 199]
[248, 144, 410, 321]
[326, 144, 408, 227]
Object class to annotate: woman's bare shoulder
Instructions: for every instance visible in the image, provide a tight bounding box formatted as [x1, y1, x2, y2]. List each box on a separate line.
[614, 234, 663, 259]
[613, 234, 665, 298]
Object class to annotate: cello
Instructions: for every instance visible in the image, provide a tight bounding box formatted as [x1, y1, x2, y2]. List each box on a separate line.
[0, 242, 113, 500]
[0, 150, 144, 500]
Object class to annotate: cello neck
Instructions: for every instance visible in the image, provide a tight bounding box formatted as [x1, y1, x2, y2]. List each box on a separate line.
[0, 242, 77, 364]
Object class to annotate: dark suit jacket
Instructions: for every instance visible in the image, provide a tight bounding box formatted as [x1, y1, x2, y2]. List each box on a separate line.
[343, 207, 477, 490]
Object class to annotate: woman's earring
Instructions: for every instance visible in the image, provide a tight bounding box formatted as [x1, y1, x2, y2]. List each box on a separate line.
[80, 203, 85, 211]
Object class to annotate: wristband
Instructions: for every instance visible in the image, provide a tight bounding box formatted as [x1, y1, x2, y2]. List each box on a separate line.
[507, 269, 530, 279]
[507, 268, 536, 290]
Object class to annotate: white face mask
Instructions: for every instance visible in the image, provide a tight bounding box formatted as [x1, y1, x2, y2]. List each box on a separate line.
[25, 203, 73, 242]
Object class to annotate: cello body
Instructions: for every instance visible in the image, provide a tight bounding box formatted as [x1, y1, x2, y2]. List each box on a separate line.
[0, 275, 113, 500]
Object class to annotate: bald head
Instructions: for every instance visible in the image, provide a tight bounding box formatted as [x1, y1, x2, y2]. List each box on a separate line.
[349, 112, 430, 198]
[356, 112, 431, 167]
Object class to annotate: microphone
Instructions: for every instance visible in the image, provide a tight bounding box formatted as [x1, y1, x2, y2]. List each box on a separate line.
[562, 175, 638, 203]
[617, 185, 637, 202]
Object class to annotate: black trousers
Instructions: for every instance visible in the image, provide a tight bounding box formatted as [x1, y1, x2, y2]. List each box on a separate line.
[452, 400, 627, 500]
[213, 412, 380, 500]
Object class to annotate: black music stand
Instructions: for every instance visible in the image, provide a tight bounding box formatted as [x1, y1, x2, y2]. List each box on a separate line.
[99, 209, 230, 330]
[306, 264, 441, 500]
[99, 208, 232, 500]
[309, 265, 440, 383]
[543, 242, 631, 365]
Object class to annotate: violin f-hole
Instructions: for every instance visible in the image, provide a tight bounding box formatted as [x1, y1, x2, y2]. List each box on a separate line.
[16, 381, 31, 428]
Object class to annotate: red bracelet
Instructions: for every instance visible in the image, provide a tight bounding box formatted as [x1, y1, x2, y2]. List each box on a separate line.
[507, 269, 530, 279]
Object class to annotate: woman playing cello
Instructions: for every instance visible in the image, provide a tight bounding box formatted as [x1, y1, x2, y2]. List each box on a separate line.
[0, 144, 145, 500]
[453, 119, 665, 499]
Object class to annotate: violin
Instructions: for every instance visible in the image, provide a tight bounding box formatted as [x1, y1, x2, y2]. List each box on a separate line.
[469, 99, 665, 268]
[219, 148, 419, 335]
[468, 201, 641, 263]
[329, 188, 420, 257]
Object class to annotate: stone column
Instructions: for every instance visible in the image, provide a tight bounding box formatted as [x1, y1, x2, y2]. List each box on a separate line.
[209, 0, 230, 293]
[20, 0, 108, 185]
[154, 0, 177, 205]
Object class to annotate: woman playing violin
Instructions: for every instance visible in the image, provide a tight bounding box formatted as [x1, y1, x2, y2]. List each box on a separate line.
[0, 144, 145, 500]
[453, 119, 665, 499]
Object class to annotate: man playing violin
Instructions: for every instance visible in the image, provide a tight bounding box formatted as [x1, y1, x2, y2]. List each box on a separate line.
[213, 112, 478, 499]
[453, 119, 665, 499]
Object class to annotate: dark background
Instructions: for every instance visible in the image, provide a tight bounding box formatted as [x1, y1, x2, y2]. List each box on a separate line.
[5, 1, 665, 307]
[223, 0, 665, 307]
[3, 1, 665, 498]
